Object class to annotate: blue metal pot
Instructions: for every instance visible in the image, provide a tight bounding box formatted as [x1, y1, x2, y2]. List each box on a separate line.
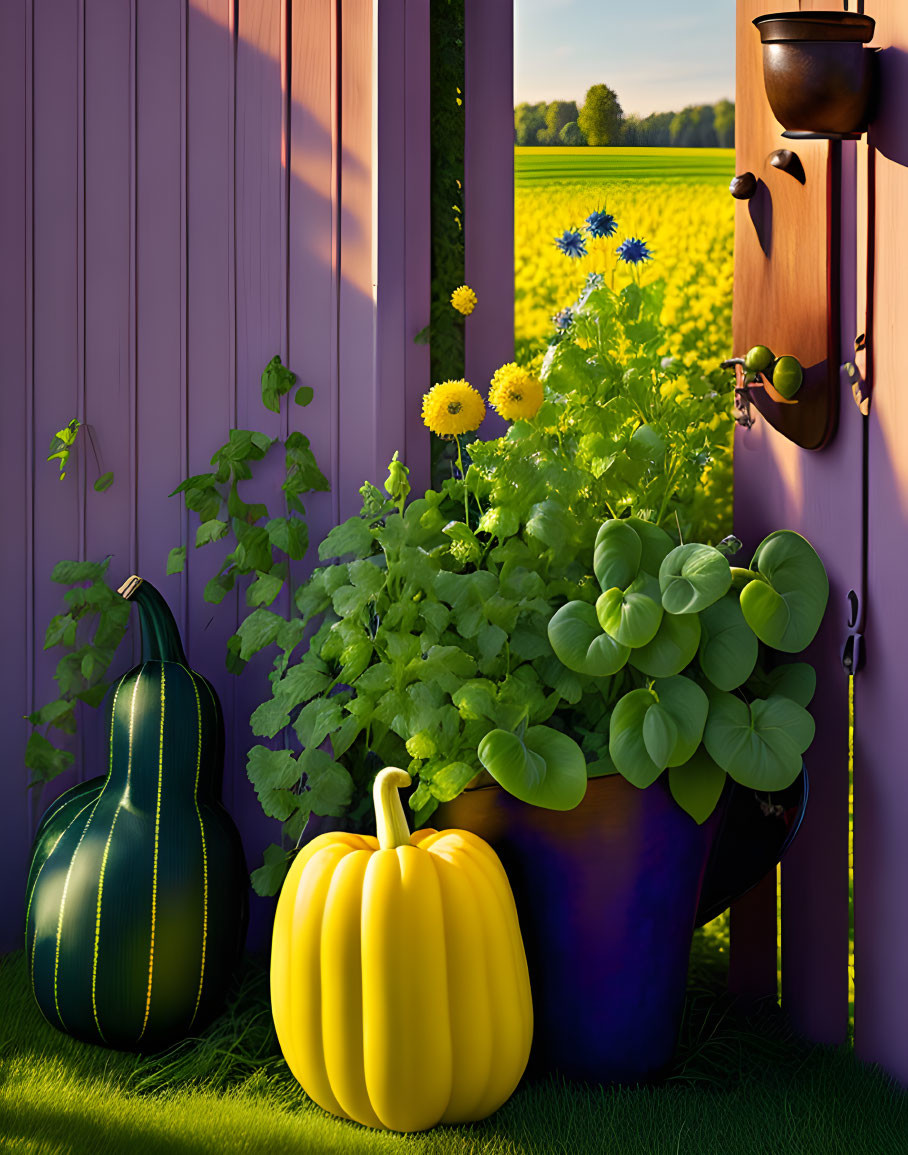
[437, 773, 719, 1085]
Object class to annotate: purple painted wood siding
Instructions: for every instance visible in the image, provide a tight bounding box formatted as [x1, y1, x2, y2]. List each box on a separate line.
[0, 0, 431, 953]
[852, 0, 908, 1084]
[734, 0, 860, 1047]
[735, 0, 908, 1085]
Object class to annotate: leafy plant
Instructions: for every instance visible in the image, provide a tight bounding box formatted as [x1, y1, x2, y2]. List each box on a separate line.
[240, 277, 744, 892]
[26, 358, 329, 795]
[547, 518, 828, 822]
[47, 418, 114, 491]
[24, 559, 131, 786]
[166, 355, 329, 678]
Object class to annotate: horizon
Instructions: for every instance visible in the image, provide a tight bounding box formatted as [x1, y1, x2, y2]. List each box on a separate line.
[514, 0, 735, 118]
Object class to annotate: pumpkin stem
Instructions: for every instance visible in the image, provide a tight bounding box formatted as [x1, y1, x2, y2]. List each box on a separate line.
[374, 768, 412, 850]
[118, 576, 188, 664]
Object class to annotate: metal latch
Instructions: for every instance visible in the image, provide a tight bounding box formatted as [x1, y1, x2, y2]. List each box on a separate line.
[842, 589, 865, 674]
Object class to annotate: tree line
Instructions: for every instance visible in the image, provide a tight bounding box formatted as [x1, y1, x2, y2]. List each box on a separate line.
[515, 85, 735, 148]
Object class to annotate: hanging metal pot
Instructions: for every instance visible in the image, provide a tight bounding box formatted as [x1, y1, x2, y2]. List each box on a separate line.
[753, 11, 877, 136]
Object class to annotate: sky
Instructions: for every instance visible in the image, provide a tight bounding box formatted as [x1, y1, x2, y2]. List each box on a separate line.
[514, 0, 736, 118]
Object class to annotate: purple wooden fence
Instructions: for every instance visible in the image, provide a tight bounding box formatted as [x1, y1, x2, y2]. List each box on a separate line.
[0, 0, 433, 953]
[734, 0, 908, 1084]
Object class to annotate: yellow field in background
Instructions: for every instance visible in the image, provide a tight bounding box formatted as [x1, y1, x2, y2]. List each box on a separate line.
[514, 181, 735, 375]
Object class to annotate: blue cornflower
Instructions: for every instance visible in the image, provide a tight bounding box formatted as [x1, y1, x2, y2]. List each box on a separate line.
[554, 229, 587, 259]
[616, 237, 653, 265]
[585, 209, 617, 238]
[552, 307, 574, 330]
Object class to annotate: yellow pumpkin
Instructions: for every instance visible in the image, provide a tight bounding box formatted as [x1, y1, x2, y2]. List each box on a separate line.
[270, 767, 533, 1133]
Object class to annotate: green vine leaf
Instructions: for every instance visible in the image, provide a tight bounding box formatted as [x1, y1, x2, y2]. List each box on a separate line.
[261, 355, 297, 414]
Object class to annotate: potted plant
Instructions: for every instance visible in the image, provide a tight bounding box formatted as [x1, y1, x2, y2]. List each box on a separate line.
[441, 517, 827, 1083]
[753, 10, 877, 136]
[241, 248, 825, 1084]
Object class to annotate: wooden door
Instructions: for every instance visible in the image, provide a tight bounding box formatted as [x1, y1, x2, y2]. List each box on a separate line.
[733, 0, 861, 1047]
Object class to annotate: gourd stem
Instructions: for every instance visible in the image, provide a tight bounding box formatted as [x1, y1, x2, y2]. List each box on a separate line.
[374, 768, 412, 850]
[118, 576, 188, 664]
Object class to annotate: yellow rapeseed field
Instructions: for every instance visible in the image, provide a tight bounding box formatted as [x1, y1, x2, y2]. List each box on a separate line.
[515, 181, 734, 370]
[515, 179, 736, 535]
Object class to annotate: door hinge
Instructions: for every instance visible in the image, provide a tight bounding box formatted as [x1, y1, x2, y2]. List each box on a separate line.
[842, 589, 865, 674]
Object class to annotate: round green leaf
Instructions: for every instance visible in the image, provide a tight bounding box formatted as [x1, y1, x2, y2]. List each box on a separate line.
[623, 517, 675, 575]
[593, 519, 642, 592]
[765, 662, 817, 707]
[642, 704, 679, 768]
[629, 611, 701, 677]
[740, 531, 829, 653]
[478, 725, 587, 810]
[547, 601, 630, 677]
[609, 676, 708, 786]
[627, 423, 667, 462]
[609, 689, 663, 788]
[698, 594, 759, 690]
[596, 584, 663, 648]
[659, 544, 732, 615]
[703, 691, 815, 791]
[653, 675, 710, 767]
[668, 748, 727, 825]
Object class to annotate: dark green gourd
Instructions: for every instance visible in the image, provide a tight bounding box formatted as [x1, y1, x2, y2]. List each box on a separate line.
[25, 576, 248, 1050]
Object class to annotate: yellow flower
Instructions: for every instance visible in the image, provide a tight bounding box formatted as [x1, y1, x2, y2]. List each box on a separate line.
[450, 284, 478, 316]
[488, 363, 544, 422]
[421, 379, 486, 437]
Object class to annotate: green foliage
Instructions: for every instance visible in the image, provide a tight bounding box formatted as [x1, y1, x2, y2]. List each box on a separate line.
[578, 83, 624, 147]
[538, 100, 579, 145]
[546, 518, 829, 824]
[736, 531, 830, 653]
[29, 359, 329, 802]
[243, 279, 760, 889]
[168, 364, 328, 622]
[47, 418, 115, 490]
[478, 724, 587, 810]
[46, 419, 81, 480]
[558, 121, 586, 146]
[24, 558, 131, 786]
[514, 100, 548, 146]
[517, 96, 734, 148]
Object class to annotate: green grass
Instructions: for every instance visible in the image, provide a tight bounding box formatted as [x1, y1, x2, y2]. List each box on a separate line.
[514, 146, 736, 187]
[1, 931, 905, 1155]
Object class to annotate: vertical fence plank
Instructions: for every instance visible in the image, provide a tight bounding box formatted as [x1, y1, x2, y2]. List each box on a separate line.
[337, 0, 376, 518]
[289, 0, 338, 546]
[232, 0, 288, 935]
[373, 0, 406, 490]
[852, 0, 908, 1083]
[185, 0, 237, 819]
[732, 0, 858, 1042]
[373, 0, 431, 495]
[135, 0, 186, 597]
[32, 0, 82, 816]
[0, 0, 31, 952]
[402, 0, 432, 495]
[464, 0, 514, 406]
[82, 0, 135, 785]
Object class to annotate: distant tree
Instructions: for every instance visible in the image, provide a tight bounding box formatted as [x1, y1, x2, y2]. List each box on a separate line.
[619, 116, 642, 146]
[559, 120, 586, 146]
[538, 100, 579, 144]
[514, 101, 547, 146]
[578, 84, 624, 147]
[670, 104, 719, 147]
[714, 99, 735, 148]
